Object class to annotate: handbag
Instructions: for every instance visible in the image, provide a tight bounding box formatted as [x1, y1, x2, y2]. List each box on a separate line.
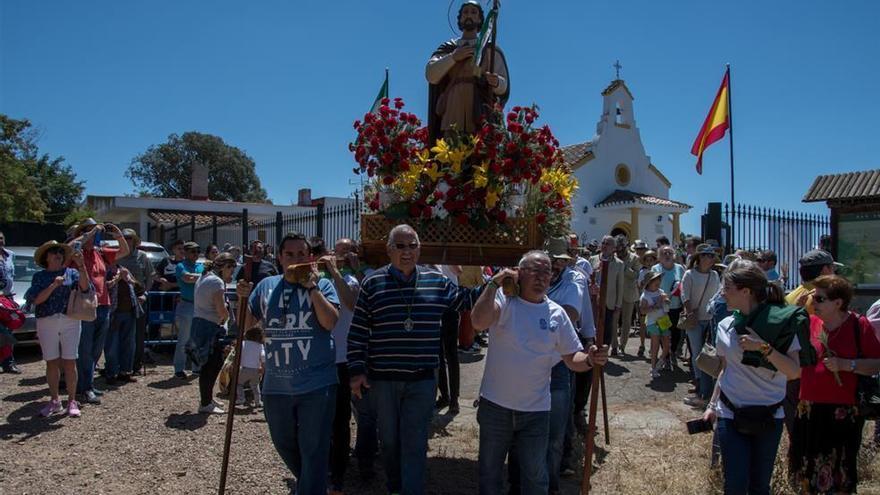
[720, 391, 782, 436]
[853, 316, 880, 419]
[697, 342, 722, 378]
[67, 286, 98, 321]
[679, 274, 711, 331]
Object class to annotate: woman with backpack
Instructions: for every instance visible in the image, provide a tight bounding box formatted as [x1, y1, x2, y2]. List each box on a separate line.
[791, 275, 880, 493]
[702, 261, 806, 495]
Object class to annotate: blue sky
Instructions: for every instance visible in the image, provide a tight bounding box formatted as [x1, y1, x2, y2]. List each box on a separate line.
[2, 1, 878, 235]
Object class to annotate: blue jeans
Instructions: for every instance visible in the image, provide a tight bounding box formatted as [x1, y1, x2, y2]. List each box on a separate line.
[716, 418, 783, 495]
[686, 320, 714, 400]
[352, 386, 378, 470]
[371, 378, 436, 495]
[263, 386, 336, 495]
[77, 305, 109, 393]
[173, 300, 194, 373]
[509, 362, 571, 493]
[479, 398, 550, 495]
[104, 311, 136, 377]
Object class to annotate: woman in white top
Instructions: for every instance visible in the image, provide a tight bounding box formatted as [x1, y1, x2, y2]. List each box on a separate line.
[188, 253, 237, 414]
[681, 244, 721, 408]
[703, 261, 801, 495]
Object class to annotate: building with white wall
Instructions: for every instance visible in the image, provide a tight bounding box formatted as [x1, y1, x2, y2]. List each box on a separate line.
[563, 78, 691, 244]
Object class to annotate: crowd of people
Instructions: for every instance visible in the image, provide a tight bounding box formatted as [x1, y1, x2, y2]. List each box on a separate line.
[6, 217, 880, 495]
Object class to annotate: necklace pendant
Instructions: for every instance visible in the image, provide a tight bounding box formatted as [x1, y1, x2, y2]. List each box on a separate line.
[404, 318, 414, 331]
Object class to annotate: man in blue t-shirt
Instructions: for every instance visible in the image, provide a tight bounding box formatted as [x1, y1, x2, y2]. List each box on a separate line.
[173, 241, 203, 377]
[244, 232, 340, 495]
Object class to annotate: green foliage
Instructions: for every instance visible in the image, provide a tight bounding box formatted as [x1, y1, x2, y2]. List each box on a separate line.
[126, 132, 268, 203]
[0, 114, 84, 222]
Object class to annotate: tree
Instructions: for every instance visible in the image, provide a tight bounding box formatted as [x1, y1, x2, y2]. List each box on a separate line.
[126, 132, 268, 203]
[0, 115, 85, 222]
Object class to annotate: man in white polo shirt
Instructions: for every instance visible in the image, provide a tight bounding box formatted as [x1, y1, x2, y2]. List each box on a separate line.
[471, 250, 608, 495]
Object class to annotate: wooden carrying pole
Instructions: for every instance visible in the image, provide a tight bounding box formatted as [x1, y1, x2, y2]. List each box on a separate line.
[581, 260, 610, 494]
[218, 285, 250, 494]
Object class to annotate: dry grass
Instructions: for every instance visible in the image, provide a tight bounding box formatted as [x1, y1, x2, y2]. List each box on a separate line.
[583, 427, 880, 495]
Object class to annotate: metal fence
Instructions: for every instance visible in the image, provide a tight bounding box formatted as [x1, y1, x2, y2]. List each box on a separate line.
[705, 203, 830, 290]
[161, 200, 362, 251]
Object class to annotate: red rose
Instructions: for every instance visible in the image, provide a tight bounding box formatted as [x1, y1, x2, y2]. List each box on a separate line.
[368, 199, 380, 210]
[497, 210, 507, 222]
[489, 161, 501, 173]
[382, 175, 394, 185]
[512, 106, 522, 112]
[381, 97, 390, 105]
[524, 114, 534, 124]
[400, 161, 410, 171]
[422, 206, 433, 218]
[394, 99, 405, 110]
[540, 183, 552, 194]
[536, 213, 546, 224]
[353, 120, 362, 129]
[433, 191, 444, 200]
[507, 111, 517, 122]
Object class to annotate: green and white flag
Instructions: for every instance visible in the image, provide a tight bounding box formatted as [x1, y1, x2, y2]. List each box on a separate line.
[369, 69, 389, 113]
[473, 9, 497, 68]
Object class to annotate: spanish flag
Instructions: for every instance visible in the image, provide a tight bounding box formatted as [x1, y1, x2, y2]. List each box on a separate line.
[691, 69, 730, 174]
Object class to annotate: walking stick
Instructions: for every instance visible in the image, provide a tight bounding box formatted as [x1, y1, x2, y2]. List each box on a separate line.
[581, 259, 609, 494]
[218, 282, 250, 495]
[600, 369, 610, 446]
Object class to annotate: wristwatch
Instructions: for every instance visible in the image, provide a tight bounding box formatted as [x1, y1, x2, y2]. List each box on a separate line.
[850, 360, 857, 372]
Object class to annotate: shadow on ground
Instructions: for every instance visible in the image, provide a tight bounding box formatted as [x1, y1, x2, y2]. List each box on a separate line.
[164, 411, 209, 431]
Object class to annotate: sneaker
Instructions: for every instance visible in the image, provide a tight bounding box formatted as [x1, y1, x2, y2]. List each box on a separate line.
[174, 371, 187, 379]
[191, 370, 201, 377]
[67, 400, 81, 418]
[435, 396, 450, 411]
[82, 390, 101, 405]
[254, 402, 263, 409]
[448, 400, 460, 415]
[198, 403, 225, 414]
[610, 348, 619, 357]
[40, 399, 63, 417]
[684, 397, 707, 409]
[2, 363, 22, 374]
[91, 387, 105, 396]
[637, 346, 645, 358]
[650, 369, 661, 378]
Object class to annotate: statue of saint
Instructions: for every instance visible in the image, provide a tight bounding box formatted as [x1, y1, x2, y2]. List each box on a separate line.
[426, 1, 510, 144]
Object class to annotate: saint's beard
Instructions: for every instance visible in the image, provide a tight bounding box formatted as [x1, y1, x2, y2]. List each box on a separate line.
[460, 18, 479, 32]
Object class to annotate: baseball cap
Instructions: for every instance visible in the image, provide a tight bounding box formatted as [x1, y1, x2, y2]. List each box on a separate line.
[798, 249, 844, 269]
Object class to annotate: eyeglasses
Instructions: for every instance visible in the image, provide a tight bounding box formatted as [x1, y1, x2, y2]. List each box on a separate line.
[394, 243, 419, 251]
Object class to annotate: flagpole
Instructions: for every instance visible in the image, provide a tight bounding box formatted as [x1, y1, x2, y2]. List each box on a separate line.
[726, 63, 735, 252]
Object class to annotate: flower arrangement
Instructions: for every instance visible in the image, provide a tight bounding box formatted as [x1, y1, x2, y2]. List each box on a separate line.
[350, 99, 577, 238]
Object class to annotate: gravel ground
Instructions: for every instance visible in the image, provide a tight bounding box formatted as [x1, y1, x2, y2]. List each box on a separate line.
[4, 338, 878, 494]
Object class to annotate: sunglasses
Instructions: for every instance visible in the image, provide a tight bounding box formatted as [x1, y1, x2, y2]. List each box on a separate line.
[394, 243, 419, 251]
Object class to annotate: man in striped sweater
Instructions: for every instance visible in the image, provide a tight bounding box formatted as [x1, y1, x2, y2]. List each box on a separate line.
[348, 224, 480, 495]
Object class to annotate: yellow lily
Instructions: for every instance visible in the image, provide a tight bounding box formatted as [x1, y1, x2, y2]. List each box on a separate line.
[485, 189, 500, 208]
[473, 161, 489, 189]
[431, 139, 452, 164]
[416, 148, 432, 164]
[422, 163, 444, 182]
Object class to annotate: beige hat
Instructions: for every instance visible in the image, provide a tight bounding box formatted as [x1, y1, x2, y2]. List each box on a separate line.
[35, 240, 73, 268]
[543, 237, 573, 260]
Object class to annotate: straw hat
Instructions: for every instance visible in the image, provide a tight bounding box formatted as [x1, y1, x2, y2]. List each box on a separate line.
[688, 243, 720, 269]
[643, 270, 663, 287]
[640, 249, 658, 265]
[35, 240, 73, 268]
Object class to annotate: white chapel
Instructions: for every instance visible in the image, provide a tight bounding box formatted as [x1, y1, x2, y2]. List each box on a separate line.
[562, 76, 691, 244]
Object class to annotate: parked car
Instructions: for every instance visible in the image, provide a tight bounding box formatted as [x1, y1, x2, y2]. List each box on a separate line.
[138, 241, 169, 269]
[8, 246, 38, 345]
